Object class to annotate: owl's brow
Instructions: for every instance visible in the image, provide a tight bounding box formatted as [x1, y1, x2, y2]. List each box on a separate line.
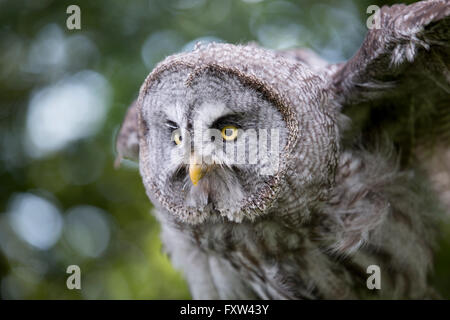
[210, 112, 246, 129]
[150, 109, 182, 129]
[165, 120, 178, 130]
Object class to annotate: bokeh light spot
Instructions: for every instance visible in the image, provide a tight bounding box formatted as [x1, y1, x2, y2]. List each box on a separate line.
[64, 205, 111, 258]
[25, 70, 111, 158]
[8, 193, 63, 250]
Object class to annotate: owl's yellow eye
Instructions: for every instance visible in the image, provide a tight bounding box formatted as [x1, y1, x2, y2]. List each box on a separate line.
[173, 131, 182, 145]
[221, 125, 238, 141]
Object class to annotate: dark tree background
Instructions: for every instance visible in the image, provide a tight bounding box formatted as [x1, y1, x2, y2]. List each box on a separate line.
[0, 0, 449, 299]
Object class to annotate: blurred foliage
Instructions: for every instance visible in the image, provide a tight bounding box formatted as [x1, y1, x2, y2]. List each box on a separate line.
[0, 0, 448, 300]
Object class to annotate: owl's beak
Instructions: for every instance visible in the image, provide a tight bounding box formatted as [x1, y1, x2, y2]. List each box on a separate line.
[189, 155, 206, 186]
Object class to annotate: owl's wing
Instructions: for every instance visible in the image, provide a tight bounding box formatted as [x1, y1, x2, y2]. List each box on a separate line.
[332, 0, 449, 106]
[115, 100, 139, 168]
[329, 0, 450, 208]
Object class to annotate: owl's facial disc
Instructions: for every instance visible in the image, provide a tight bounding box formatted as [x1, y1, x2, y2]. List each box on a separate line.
[140, 68, 290, 223]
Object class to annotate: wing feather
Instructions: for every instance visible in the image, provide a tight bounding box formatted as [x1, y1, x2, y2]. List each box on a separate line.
[328, 0, 450, 163]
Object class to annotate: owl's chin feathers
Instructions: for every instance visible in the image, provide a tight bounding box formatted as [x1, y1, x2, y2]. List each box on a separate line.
[184, 167, 246, 222]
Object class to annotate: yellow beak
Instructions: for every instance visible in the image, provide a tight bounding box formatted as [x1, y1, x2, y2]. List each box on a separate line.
[189, 155, 205, 186]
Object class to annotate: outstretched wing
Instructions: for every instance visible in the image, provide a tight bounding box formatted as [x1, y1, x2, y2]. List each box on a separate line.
[328, 0, 450, 208]
[332, 0, 449, 105]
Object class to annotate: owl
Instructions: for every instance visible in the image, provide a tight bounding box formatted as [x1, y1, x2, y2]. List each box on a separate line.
[116, 0, 450, 299]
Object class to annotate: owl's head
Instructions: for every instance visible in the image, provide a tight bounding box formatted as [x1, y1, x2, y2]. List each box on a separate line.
[118, 43, 340, 224]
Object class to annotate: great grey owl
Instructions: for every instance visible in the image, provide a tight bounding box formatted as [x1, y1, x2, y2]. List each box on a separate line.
[116, 0, 450, 299]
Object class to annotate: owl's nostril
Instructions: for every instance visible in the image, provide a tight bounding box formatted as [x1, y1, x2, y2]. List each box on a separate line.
[211, 136, 215, 142]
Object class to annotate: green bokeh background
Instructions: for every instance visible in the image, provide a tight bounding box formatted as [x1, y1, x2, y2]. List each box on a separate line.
[0, 0, 449, 299]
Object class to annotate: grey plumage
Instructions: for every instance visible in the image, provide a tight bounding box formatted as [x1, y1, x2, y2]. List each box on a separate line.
[117, 0, 450, 299]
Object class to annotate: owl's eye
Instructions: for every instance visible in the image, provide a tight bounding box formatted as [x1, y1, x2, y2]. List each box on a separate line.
[221, 126, 238, 141]
[173, 131, 182, 145]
